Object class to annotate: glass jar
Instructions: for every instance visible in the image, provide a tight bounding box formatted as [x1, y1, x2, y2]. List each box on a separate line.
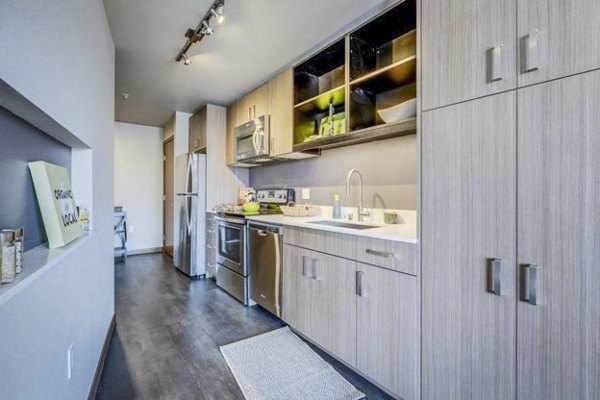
[5, 228, 24, 274]
[0, 230, 16, 284]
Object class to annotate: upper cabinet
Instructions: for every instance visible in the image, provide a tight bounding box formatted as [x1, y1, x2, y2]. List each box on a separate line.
[421, 0, 517, 111]
[269, 68, 294, 157]
[422, 0, 600, 110]
[293, 0, 417, 152]
[189, 107, 207, 152]
[517, 0, 600, 87]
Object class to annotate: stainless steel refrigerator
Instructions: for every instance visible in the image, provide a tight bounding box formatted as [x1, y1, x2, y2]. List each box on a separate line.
[174, 152, 206, 277]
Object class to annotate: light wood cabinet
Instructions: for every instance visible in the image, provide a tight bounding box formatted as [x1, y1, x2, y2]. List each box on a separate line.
[268, 69, 294, 157]
[421, 0, 517, 110]
[205, 213, 217, 278]
[282, 244, 356, 366]
[516, 71, 600, 400]
[356, 263, 419, 400]
[225, 99, 239, 165]
[189, 107, 207, 152]
[517, 0, 600, 87]
[422, 92, 518, 400]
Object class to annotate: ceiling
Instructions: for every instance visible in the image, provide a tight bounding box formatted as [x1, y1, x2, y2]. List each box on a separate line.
[104, 0, 394, 127]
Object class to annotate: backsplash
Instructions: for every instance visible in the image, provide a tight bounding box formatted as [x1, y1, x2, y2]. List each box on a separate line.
[0, 107, 71, 251]
[250, 135, 417, 210]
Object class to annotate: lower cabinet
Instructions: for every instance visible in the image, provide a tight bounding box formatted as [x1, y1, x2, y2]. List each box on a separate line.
[356, 263, 419, 400]
[283, 241, 418, 399]
[283, 244, 356, 365]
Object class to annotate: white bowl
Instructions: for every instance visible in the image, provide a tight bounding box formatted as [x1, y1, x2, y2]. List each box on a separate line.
[377, 98, 417, 124]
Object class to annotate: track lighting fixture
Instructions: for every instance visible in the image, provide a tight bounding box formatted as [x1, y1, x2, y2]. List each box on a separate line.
[175, 0, 225, 64]
[201, 21, 214, 36]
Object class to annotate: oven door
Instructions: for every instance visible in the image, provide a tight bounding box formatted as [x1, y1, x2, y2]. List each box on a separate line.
[217, 219, 246, 276]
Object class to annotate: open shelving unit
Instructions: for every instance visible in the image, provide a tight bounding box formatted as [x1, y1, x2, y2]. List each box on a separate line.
[292, 0, 417, 152]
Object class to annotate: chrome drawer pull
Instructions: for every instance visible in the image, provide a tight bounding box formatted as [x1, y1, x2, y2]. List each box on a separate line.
[312, 259, 321, 281]
[302, 256, 312, 278]
[366, 249, 395, 259]
[487, 258, 502, 296]
[356, 271, 366, 297]
[488, 44, 503, 82]
[520, 264, 539, 305]
[522, 30, 539, 73]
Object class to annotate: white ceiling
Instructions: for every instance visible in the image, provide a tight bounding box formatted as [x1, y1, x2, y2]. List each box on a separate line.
[104, 0, 394, 127]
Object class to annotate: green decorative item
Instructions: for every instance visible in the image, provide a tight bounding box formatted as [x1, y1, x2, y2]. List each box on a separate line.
[242, 201, 260, 213]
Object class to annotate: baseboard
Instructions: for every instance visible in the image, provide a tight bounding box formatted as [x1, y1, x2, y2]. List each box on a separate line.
[128, 247, 163, 256]
[88, 314, 116, 400]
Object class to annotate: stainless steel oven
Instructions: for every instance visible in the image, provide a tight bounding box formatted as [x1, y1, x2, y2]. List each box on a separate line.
[215, 214, 248, 304]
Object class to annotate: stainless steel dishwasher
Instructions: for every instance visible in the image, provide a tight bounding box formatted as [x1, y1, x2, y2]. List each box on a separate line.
[247, 221, 282, 318]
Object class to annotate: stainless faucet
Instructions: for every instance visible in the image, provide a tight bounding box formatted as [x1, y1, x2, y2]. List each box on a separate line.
[346, 169, 370, 222]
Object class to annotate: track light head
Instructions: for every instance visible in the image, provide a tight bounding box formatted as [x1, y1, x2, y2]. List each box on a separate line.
[182, 54, 191, 65]
[211, 6, 225, 24]
[201, 20, 214, 35]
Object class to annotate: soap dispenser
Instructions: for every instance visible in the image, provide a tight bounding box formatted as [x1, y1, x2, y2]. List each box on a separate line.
[332, 194, 342, 219]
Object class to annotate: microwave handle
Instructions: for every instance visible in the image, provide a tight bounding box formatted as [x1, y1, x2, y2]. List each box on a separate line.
[252, 126, 259, 153]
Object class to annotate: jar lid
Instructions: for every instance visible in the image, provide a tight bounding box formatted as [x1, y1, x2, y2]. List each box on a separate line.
[4, 228, 23, 238]
[0, 230, 15, 243]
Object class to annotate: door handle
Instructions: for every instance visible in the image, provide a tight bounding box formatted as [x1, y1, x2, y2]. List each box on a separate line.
[356, 271, 366, 297]
[302, 256, 312, 278]
[520, 264, 539, 305]
[312, 259, 321, 281]
[487, 258, 502, 296]
[522, 30, 539, 73]
[488, 44, 503, 82]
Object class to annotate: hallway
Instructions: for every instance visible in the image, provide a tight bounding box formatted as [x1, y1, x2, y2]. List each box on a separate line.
[96, 254, 391, 399]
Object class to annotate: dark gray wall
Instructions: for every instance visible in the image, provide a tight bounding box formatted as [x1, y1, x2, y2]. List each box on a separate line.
[0, 106, 71, 250]
[250, 135, 417, 209]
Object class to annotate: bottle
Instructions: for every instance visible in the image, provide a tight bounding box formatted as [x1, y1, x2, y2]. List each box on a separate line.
[332, 194, 342, 219]
[0, 230, 16, 284]
[6, 228, 23, 274]
[79, 206, 90, 233]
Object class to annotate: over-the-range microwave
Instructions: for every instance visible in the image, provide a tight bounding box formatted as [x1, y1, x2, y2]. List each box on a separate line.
[234, 115, 271, 162]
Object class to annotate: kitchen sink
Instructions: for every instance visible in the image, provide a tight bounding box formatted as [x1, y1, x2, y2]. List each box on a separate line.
[308, 220, 379, 230]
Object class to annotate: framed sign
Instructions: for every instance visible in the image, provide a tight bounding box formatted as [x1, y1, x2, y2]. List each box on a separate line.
[28, 161, 81, 249]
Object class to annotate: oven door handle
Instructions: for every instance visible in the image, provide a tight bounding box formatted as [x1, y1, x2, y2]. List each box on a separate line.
[215, 217, 245, 225]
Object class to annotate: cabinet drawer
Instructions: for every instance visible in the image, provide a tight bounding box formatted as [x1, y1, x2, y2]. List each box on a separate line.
[356, 237, 416, 275]
[283, 226, 357, 259]
[206, 231, 217, 246]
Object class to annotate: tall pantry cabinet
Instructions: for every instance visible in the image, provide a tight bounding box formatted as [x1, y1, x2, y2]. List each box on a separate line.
[421, 1, 600, 398]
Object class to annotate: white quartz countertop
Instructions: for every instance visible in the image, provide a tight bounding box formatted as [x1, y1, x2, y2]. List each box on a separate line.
[245, 214, 417, 244]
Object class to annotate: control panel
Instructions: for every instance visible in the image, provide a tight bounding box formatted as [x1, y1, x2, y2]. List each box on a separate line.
[256, 188, 296, 205]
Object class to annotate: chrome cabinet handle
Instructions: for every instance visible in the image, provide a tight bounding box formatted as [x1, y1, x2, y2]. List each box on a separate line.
[520, 264, 539, 305]
[487, 258, 502, 296]
[312, 259, 321, 281]
[248, 107, 252, 121]
[488, 44, 504, 82]
[366, 249, 395, 259]
[256, 230, 268, 237]
[253, 105, 256, 119]
[522, 30, 539, 73]
[356, 271, 366, 297]
[302, 256, 312, 278]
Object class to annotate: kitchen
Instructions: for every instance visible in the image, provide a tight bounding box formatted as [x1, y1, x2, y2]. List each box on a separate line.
[0, 0, 598, 399]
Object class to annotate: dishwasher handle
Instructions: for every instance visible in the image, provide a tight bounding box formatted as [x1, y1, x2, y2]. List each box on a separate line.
[247, 222, 282, 235]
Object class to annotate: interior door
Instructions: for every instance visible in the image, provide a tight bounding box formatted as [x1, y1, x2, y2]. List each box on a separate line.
[356, 263, 418, 400]
[517, 71, 600, 400]
[518, 0, 600, 87]
[421, 0, 517, 110]
[163, 138, 174, 257]
[422, 92, 517, 400]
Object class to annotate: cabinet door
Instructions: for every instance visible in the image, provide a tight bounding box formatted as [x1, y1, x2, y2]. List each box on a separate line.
[422, 92, 517, 400]
[421, 0, 517, 110]
[282, 244, 302, 328]
[269, 69, 294, 156]
[226, 100, 239, 165]
[518, 0, 600, 87]
[189, 108, 207, 152]
[356, 264, 418, 400]
[252, 82, 270, 119]
[517, 71, 600, 400]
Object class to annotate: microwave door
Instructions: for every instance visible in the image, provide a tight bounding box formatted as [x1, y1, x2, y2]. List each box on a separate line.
[236, 131, 257, 161]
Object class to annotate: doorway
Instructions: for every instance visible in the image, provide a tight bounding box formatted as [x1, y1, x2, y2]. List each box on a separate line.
[163, 138, 174, 256]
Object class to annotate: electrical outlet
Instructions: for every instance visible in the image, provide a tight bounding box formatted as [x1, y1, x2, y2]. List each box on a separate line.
[301, 188, 310, 200]
[67, 343, 74, 380]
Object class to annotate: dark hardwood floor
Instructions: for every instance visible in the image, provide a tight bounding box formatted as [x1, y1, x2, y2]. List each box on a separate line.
[96, 253, 392, 399]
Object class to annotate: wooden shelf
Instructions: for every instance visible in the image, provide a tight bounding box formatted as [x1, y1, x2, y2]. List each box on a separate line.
[350, 55, 417, 90]
[293, 117, 416, 152]
[293, 85, 345, 114]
